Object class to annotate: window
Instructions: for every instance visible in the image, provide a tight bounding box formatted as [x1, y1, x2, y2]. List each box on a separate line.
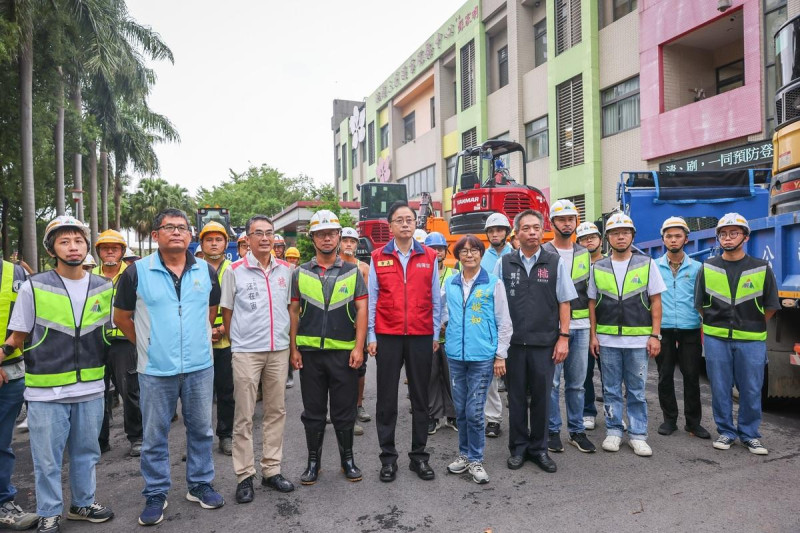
[342, 192, 348, 202]
[403, 112, 416, 143]
[556, 75, 584, 169]
[399, 165, 436, 198]
[716, 59, 744, 95]
[446, 155, 457, 188]
[462, 128, 478, 173]
[765, 0, 787, 134]
[341, 145, 347, 179]
[534, 19, 547, 67]
[613, 0, 637, 21]
[555, 0, 581, 56]
[525, 116, 549, 160]
[601, 76, 640, 137]
[498, 46, 509, 88]
[564, 194, 586, 221]
[461, 40, 476, 110]
[352, 147, 358, 169]
[335, 145, 341, 178]
[367, 122, 375, 165]
[380, 124, 389, 150]
[430, 97, 436, 128]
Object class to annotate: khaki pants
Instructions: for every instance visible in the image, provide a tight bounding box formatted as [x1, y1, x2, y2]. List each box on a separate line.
[232, 349, 289, 482]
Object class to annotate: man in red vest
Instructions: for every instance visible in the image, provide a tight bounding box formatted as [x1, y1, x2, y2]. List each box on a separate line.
[367, 201, 441, 483]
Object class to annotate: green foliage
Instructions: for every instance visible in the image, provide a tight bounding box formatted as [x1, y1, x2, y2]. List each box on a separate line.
[125, 177, 194, 253]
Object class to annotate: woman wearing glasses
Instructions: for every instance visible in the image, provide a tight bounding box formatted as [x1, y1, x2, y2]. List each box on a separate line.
[442, 235, 512, 485]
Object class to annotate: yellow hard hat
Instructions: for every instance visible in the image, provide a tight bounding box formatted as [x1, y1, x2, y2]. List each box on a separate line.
[285, 247, 300, 259]
[95, 229, 127, 249]
[199, 221, 228, 241]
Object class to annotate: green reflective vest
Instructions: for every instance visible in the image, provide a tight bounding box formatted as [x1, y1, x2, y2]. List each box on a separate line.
[213, 260, 231, 326]
[92, 261, 127, 339]
[593, 254, 653, 336]
[701, 257, 768, 341]
[0, 260, 22, 364]
[296, 261, 358, 351]
[544, 242, 591, 319]
[24, 270, 112, 387]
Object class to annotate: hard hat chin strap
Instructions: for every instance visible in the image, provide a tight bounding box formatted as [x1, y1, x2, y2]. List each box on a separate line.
[611, 244, 631, 254]
[103, 261, 118, 267]
[56, 251, 86, 267]
[206, 254, 223, 260]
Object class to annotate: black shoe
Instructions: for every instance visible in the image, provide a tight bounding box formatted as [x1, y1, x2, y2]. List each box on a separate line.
[568, 432, 596, 453]
[129, 441, 142, 457]
[235, 476, 254, 504]
[427, 419, 440, 435]
[335, 429, 362, 482]
[409, 460, 435, 480]
[66, 502, 114, 522]
[506, 455, 525, 470]
[379, 463, 397, 482]
[658, 421, 678, 436]
[261, 474, 294, 493]
[300, 430, 324, 485]
[548, 432, 564, 452]
[527, 452, 557, 473]
[485, 422, 501, 438]
[685, 424, 711, 439]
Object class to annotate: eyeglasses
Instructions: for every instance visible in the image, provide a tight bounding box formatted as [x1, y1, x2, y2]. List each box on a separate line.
[157, 224, 190, 234]
[458, 248, 481, 257]
[718, 231, 742, 239]
[312, 230, 339, 240]
[391, 217, 415, 226]
[248, 230, 274, 239]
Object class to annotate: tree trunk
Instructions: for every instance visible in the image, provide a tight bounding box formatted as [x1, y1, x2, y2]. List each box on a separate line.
[88, 140, 99, 252]
[1, 194, 9, 259]
[20, 29, 37, 269]
[55, 67, 65, 215]
[101, 149, 108, 229]
[114, 159, 122, 230]
[72, 84, 84, 221]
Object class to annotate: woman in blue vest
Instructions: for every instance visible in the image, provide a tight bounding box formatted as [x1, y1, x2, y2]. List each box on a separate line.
[442, 235, 512, 485]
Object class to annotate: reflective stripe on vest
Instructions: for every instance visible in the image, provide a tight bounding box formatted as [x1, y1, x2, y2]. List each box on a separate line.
[296, 263, 357, 350]
[702, 262, 767, 341]
[0, 261, 22, 363]
[571, 247, 591, 319]
[92, 262, 128, 338]
[594, 255, 653, 336]
[24, 271, 112, 387]
[214, 260, 231, 326]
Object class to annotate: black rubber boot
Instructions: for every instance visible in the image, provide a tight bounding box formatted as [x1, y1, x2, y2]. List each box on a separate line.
[335, 428, 362, 482]
[300, 429, 324, 485]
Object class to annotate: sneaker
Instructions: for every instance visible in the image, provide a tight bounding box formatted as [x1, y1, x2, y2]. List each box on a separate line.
[427, 419, 440, 435]
[628, 439, 653, 457]
[601, 435, 621, 452]
[186, 483, 224, 509]
[742, 438, 768, 455]
[219, 437, 232, 456]
[568, 432, 596, 453]
[130, 440, 143, 457]
[0, 500, 38, 530]
[713, 435, 734, 450]
[547, 432, 564, 453]
[485, 422, 501, 438]
[37, 515, 60, 533]
[357, 405, 371, 422]
[16, 417, 28, 432]
[497, 378, 507, 393]
[67, 501, 114, 523]
[285, 375, 294, 389]
[138, 494, 167, 526]
[15, 403, 26, 424]
[583, 416, 595, 430]
[354, 424, 364, 436]
[468, 462, 489, 484]
[444, 417, 458, 431]
[447, 454, 470, 474]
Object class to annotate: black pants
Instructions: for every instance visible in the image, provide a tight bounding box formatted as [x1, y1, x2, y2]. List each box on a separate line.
[428, 346, 455, 420]
[656, 328, 703, 428]
[213, 346, 235, 439]
[506, 344, 555, 456]
[100, 340, 142, 445]
[299, 350, 358, 433]
[375, 334, 433, 465]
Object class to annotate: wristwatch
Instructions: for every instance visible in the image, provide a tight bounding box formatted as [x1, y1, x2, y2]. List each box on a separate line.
[1, 344, 14, 357]
[650, 334, 662, 341]
[558, 332, 570, 338]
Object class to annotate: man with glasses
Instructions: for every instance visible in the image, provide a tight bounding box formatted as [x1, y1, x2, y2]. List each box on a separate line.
[695, 213, 779, 455]
[114, 209, 225, 526]
[220, 215, 295, 503]
[367, 201, 441, 482]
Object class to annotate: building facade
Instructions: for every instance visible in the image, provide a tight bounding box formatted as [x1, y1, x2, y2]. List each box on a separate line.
[333, 0, 792, 222]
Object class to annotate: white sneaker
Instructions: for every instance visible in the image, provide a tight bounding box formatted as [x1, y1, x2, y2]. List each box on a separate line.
[583, 416, 595, 430]
[601, 436, 621, 452]
[468, 462, 489, 484]
[628, 439, 653, 457]
[447, 454, 469, 474]
[16, 418, 27, 432]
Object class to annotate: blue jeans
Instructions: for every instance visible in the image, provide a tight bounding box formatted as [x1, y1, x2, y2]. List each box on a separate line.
[27, 398, 104, 517]
[138, 366, 215, 497]
[550, 328, 589, 433]
[0, 378, 25, 504]
[599, 346, 649, 441]
[448, 358, 494, 463]
[704, 336, 766, 441]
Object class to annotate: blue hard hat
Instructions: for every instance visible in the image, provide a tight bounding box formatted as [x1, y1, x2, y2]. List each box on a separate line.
[425, 231, 448, 248]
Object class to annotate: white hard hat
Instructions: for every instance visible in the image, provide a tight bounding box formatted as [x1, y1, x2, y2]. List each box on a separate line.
[661, 216, 690, 236]
[341, 227, 359, 240]
[413, 229, 428, 243]
[549, 199, 579, 220]
[123, 247, 138, 259]
[576, 222, 601, 238]
[484, 212, 511, 231]
[716, 212, 750, 235]
[605, 213, 636, 232]
[43, 215, 90, 251]
[273, 234, 286, 245]
[308, 210, 342, 233]
[83, 254, 97, 267]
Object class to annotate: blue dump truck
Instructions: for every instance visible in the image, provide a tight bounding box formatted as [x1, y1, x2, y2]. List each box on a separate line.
[616, 169, 800, 400]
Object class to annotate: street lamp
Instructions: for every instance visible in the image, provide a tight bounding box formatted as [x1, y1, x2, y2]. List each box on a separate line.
[72, 188, 84, 222]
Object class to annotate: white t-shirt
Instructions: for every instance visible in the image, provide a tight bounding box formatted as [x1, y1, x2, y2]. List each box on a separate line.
[587, 257, 666, 349]
[552, 246, 590, 330]
[9, 274, 105, 403]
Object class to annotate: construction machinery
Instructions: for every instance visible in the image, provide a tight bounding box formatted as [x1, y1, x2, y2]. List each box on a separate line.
[188, 206, 238, 259]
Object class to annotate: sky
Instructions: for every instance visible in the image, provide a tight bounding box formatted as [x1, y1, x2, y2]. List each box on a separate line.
[126, 0, 466, 196]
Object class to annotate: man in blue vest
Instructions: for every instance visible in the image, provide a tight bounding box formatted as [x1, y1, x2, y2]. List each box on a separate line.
[114, 208, 225, 526]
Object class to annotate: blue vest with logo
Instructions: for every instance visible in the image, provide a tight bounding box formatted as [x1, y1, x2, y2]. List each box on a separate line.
[444, 268, 499, 362]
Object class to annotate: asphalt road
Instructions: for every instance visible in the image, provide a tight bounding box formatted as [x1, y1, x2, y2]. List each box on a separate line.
[9, 360, 800, 533]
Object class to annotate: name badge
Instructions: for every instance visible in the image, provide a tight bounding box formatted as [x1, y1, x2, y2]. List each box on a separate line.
[416, 263, 431, 269]
[378, 260, 394, 267]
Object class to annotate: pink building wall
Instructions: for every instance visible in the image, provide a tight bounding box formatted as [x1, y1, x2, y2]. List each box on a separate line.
[639, 0, 763, 160]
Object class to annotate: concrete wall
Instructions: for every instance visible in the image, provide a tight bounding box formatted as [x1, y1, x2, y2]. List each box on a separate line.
[395, 128, 439, 192]
[397, 83, 436, 140]
[601, 127, 642, 212]
[598, 9, 639, 89]
[487, 85, 511, 138]
[487, 27, 509, 94]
